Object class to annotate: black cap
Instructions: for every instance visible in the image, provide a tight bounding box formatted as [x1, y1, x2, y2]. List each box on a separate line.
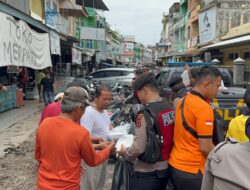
[133, 72, 156, 91]
[169, 76, 183, 88]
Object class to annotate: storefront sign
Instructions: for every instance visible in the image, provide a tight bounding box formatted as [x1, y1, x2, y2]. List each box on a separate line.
[123, 42, 134, 51]
[199, 7, 217, 44]
[0, 12, 52, 69]
[7, 66, 19, 73]
[50, 30, 61, 55]
[106, 44, 124, 56]
[80, 27, 105, 41]
[72, 47, 82, 65]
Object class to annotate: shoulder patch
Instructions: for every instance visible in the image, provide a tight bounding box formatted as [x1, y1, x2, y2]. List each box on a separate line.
[161, 111, 175, 126]
[136, 113, 143, 128]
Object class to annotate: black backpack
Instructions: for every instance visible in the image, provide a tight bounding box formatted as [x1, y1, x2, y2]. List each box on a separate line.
[181, 97, 224, 145]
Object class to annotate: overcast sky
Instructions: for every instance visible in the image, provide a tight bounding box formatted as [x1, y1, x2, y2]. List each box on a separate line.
[102, 0, 177, 46]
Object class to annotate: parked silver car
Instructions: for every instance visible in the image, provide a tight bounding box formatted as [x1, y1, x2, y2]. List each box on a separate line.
[87, 68, 135, 87]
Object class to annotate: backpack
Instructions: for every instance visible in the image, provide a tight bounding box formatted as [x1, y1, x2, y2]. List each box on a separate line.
[181, 97, 224, 145]
[138, 110, 163, 163]
[138, 101, 174, 163]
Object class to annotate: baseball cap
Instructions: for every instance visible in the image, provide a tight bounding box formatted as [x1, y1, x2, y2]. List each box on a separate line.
[133, 72, 156, 91]
[63, 86, 90, 106]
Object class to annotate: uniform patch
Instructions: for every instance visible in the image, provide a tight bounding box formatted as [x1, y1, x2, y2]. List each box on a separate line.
[136, 113, 143, 128]
[161, 111, 175, 126]
[205, 120, 213, 126]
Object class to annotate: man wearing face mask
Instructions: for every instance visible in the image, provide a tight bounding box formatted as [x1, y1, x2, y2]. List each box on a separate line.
[201, 117, 250, 190]
[80, 85, 113, 190]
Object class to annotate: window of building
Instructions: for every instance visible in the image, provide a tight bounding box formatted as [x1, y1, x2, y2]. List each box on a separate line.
[53, 2, 57, 12]
[228, 53, 238, 60]
[86, 40, 93, 49]
[46, 0, 51, 9]
[244, 52, 250, 59]
[187, 26, 191, 40]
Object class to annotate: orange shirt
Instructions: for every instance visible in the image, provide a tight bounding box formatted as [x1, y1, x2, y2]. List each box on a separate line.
[169, 93, 214, 174]
[35, 116, 111, 190]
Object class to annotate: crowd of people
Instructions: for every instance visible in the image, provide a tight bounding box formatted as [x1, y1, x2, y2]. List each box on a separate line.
[35, 65, 250, 190]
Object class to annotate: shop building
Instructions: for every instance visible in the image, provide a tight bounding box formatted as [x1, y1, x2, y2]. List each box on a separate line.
[0, 1, 52, 112]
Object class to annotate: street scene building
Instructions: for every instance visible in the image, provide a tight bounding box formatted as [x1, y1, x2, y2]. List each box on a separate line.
[158, 0, 250, 65]
[1, 1, 250, 190]
[0, 0, 153, 113]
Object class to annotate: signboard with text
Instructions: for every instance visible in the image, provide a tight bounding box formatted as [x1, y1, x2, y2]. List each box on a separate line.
[0, 12, 52, 69]
[72, 47, 82, 65]
[7, 66, 19, 73]
[199, 7, 217, 44]
[80, 27, 105, 41]
[50, 30, 61, 55]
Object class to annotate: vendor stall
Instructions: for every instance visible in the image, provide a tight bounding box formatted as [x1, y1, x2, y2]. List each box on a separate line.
[0, 85, 17, 112]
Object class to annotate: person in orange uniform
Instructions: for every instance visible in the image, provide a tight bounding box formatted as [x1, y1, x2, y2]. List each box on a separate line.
[169, 66, 222, 190]
[35, 86, 115, 190]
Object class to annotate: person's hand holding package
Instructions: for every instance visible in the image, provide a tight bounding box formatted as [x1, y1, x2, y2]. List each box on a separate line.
[118, 144, 126, 157]
[94, 141, 116, 152]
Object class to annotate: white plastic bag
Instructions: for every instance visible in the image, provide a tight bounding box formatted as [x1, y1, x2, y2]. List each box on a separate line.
[115, 134, 134, 151]
[181, 69, 190, 87]
[109, 123, 131, 140]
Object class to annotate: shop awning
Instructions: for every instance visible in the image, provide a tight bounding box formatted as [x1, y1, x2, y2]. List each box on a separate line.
[181, 49, 203, 57]
[83, 0, 109, 11]
[202, 35, 250, 50]
[82, 48, 95, 56]
[67, 35, 80, 43]
[60, 0, 88, 17]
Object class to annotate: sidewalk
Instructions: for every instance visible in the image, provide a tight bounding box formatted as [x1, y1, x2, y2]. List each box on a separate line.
[0, 100, 43, 131]
[0, 100, 43, 157]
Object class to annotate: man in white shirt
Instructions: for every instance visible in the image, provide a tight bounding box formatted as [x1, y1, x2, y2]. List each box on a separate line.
[80, 85, 112, 190]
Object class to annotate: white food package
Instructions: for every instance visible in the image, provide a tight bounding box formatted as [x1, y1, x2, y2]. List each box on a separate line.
[109, 123, 131, 140]
[115, 134, 134, 151]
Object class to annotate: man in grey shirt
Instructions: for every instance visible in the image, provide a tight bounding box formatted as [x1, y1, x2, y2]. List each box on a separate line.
[201, 117, 250, 190]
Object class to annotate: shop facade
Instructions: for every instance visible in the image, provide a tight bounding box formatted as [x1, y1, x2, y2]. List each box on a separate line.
[0, 2, 52, 112]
